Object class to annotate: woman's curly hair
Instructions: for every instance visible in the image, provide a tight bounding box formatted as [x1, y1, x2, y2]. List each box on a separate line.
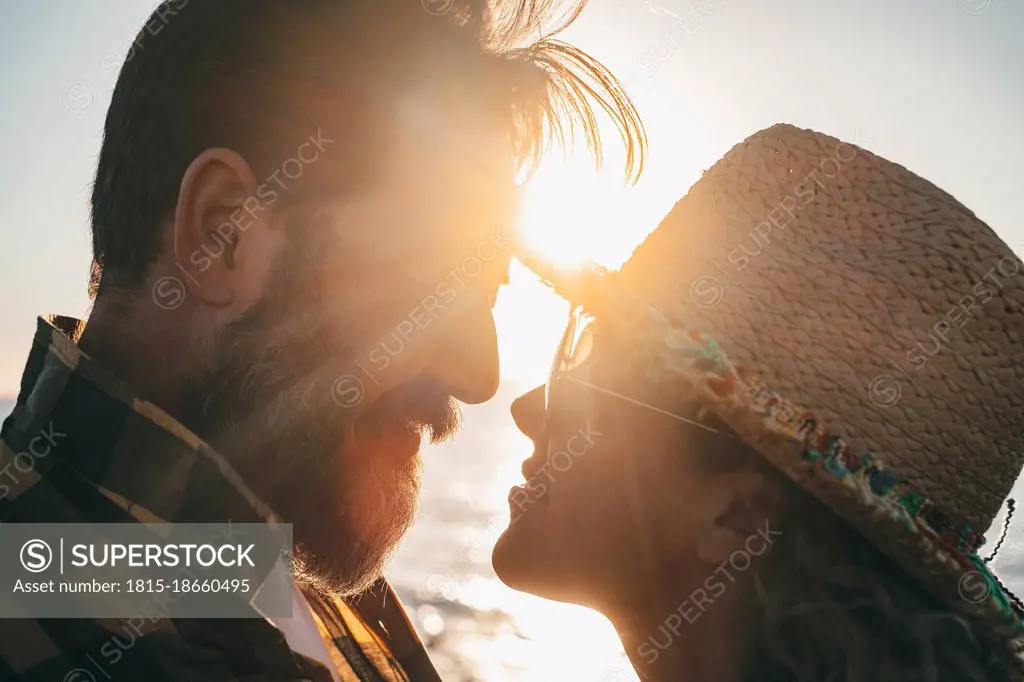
[743, 482, 1023, 682]
[689, 421, 1024, 682]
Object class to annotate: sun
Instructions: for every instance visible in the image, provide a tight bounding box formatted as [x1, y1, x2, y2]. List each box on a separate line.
[516, 166, 593, 270]
[515, 154, 649, 271]
[494, 151, 659, 382]
[499, 120, 707, 381]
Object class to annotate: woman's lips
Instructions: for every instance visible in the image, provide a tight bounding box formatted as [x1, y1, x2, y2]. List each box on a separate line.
[508, 451, 552, 518]
[508, 480, 550, 518]
[521, 453, 546, 482]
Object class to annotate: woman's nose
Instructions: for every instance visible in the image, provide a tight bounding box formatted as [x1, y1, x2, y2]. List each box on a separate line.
[511, 385, 546, 443]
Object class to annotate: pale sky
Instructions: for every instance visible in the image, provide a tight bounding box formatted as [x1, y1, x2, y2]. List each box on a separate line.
[1, 0, 1022, 395]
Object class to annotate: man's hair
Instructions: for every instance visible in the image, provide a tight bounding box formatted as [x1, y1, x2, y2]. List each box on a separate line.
[89, 0, 645, 296]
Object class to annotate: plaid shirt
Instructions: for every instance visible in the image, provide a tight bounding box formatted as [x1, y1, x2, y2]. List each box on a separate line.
[0, 316, 442, 682]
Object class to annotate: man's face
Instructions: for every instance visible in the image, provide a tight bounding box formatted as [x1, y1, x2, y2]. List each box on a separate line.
[180, 119, 515, 595]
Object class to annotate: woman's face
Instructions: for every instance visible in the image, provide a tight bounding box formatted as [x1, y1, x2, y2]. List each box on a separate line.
[492, 319, 717, 607]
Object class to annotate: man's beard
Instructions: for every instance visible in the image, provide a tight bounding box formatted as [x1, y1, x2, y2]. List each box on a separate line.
[173, 248, 460, 596]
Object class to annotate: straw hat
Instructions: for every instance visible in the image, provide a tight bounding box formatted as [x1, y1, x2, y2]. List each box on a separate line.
[523, 123, 1024, 651]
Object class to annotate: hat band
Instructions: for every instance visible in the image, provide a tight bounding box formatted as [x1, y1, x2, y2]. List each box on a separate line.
[644, 306, 1024, 633]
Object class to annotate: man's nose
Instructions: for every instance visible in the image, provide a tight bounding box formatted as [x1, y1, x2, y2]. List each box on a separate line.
[511, 385, 546, 443]
[423, 304, 499, 404]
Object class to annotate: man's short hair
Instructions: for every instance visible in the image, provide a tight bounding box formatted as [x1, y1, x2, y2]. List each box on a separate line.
[88, 0, 645, 296]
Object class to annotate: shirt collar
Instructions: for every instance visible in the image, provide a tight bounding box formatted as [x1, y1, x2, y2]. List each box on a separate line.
[3, 315, 279, 524]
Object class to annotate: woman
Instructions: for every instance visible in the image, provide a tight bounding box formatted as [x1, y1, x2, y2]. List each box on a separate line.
[493, 124, 1024, 681]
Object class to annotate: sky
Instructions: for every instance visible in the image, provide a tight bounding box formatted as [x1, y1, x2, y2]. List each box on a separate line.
[1, 0, 1023, 395]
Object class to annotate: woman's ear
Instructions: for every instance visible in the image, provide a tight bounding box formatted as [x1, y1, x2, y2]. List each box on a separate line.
[694, 466, 780, 565]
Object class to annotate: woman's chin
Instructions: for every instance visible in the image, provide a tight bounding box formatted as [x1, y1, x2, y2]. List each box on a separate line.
[491, 525, 529, 586]
[491, 526, 566, 601]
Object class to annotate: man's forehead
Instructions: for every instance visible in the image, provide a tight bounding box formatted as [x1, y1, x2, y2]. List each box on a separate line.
[308, 85, 519, 291]
[381, 120, 518, 270]
[389, 119, 515, 199]
[316, 176, 516, 295]
[412, 220, 515, 293]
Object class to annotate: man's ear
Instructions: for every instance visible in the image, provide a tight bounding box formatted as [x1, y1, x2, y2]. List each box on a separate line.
[172, 148, 283, 316]
[694, 467, 780, 565]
